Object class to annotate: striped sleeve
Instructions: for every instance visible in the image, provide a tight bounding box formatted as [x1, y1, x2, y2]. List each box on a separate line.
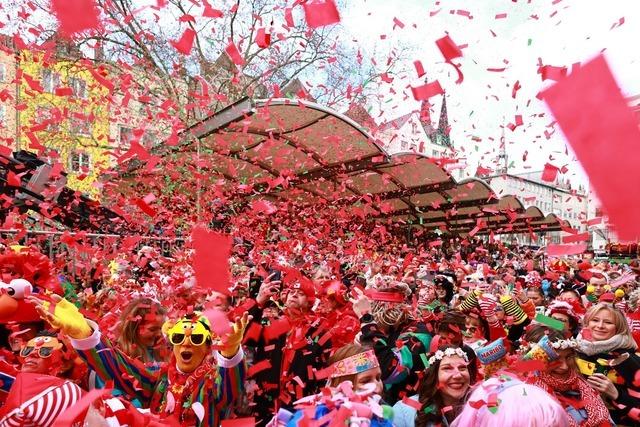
[213, 348, 246, 413]
[70, 320, 159, 405]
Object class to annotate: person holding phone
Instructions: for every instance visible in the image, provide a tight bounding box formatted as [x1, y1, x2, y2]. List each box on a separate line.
[576, 303, 640, 425]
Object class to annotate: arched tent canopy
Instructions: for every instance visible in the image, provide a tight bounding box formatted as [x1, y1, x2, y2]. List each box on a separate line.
[122, 97, 574, 235]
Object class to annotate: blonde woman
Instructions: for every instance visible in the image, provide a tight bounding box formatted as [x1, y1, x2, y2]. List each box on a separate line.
[576, 303, 640, 425]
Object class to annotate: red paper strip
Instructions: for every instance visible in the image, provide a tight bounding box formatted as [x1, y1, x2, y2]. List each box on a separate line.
[171, 28, 196, 55]
[365, 290, 405, 303]
[247, 359, 272, 377]
[303, 0, 340, 29]
[411, 81, 443, 101]
[414, 60, 425, 77]
[402, 397, 423, 410]
[587, 217, 602, 226]
[51, 0, 100, 37]
[541, 163, 559, 182]
[540, 65, 567, 81]
[225, 42, 245, 66]
[542, 55, 640, 240]
[256, 28, 271, 48]
[221, 418, 256, 427]
[562, 232, 589, 243]
[435, 35, 462, 61]
[192, 226, 232, 295]
[546, 243, 587, 256]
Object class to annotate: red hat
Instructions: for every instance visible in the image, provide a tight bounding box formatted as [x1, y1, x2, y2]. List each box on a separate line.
[282, 268, 316, 302]
[599, 292, 616, 303]
[546, 300, 580, 324]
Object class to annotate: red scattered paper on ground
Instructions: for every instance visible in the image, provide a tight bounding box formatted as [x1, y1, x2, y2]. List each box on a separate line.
[171, 28, 196, 55]
[541, 163, 559, 182]
[411, 81, 443, 101]
[542, 55, 640, 240]
[547, 243, 587, 256]
[192, 226, 232, 295]
[51, 0, 100, 37]
[303, 0, 340, 29]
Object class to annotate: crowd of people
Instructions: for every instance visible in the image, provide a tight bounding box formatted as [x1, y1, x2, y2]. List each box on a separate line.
[1, 227, 640, 426]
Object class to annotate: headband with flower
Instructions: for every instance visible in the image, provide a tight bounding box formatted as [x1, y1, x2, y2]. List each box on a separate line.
[428, 347, 469, 366]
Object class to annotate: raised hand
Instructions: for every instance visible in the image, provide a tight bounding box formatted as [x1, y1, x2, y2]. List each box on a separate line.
[221, 312, 251, 358]
[27, 294, 92, 339]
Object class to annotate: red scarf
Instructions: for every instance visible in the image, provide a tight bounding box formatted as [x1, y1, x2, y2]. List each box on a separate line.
[530, 370, 612, 427]
[160, 356, 215, 425]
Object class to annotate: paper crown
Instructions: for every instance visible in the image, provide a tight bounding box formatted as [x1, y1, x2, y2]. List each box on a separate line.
[330, 349, 379, 379]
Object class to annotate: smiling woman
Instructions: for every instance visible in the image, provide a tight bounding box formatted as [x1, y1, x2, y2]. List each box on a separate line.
[574, 303, 640, 425]
[392, 345, 471, 427]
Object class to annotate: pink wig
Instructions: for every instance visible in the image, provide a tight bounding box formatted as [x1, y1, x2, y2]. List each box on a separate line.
[451, 375, 569, 427]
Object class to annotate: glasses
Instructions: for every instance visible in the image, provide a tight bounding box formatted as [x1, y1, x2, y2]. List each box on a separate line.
[169, 333, 206, 346]
[20, 346, 56, 358]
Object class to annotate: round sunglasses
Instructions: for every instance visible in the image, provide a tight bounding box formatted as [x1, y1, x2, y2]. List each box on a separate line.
[20, 346, 56, 358]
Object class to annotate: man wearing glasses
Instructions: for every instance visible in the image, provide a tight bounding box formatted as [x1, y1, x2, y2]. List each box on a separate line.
[28, 295, 248, 427]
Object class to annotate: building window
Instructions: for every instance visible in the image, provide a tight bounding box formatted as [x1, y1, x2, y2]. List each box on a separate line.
[69, 77, 87, 99]
[69, 151, 90, 173]
[0, 105, 4, 123]
[35, 107, 61, 131]
[142, 131, 158, 148]
[41, 69, 61, 93]
[0, 64, 5, 82]
[70, 116, 91, 136]
[119, 126, 133, 147]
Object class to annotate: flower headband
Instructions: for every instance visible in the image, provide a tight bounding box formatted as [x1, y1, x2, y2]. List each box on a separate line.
[519, 337, 578, 353]
[428, 347, 469, 366]
[330, 350, 380, 379]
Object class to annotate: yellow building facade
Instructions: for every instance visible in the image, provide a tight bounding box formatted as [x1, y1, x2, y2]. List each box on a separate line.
[17, 43, 113, 198]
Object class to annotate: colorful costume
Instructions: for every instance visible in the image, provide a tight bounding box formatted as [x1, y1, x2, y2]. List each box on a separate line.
[70, 318, 245, 426]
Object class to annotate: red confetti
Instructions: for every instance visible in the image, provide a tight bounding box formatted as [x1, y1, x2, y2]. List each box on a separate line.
[202, 1, 223, 18]
[256, 28, 271, 48]
[540, 65, 567, 81]
[51, 0, 100, 37]
[221, 419, 256, 427]
[411, 80, 443, 101]
[225, 42, 245, 66]
[393, 17, 405, 29]
[541, 163, 558, 182]
[495, 13, 507, 19]
[562, 232, 589, 244]
[170, 28, 196, 55]
[414, 60, 425, 77]
[435, 35, 462, 61]
[192, 226, 232, 295]
[542, 55, 640, 240]
[203, 308, 232, 337]
[303, 0, 340, 29]
[546, 243, 587, 256]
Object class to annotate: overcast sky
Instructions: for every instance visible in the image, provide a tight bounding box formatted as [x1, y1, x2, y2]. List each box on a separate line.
[338, 0, 640, 188]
